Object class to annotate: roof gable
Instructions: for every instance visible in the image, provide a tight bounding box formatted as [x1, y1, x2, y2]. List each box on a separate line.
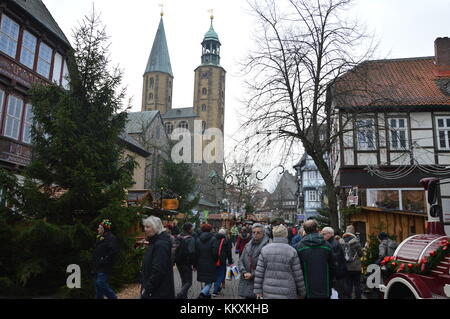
[162, 107, 199, 119]
[10, 0, 70, 47]
[125, 111, 160, 134]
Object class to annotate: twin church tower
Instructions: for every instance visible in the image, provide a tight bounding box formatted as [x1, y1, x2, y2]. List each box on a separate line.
[141, 12, 226, 204]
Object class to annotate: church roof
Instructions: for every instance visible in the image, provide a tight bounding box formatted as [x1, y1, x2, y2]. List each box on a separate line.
[203, 20, 220, 43]
[125, 111, 160, 134]
[162, 107, 199, 119]
[145, 18, 173, 77]
[9, 0, 71, 47]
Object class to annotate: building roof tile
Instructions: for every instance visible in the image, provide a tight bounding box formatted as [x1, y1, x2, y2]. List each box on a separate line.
[333, 57, 450, 108]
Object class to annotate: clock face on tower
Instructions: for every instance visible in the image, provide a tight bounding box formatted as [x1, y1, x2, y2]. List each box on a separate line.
[201, 72, 209, 79]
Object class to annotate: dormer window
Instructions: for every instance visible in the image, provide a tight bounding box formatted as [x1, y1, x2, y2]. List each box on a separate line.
[0, 14, 19, 58]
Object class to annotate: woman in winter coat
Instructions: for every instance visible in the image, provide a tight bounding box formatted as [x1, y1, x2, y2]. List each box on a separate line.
[238, 223, 269, 299]
[254, 224, 305, 299]
[235, 227, 251, 257]
[140, 216, 175, 299]
[194, 224, 219, 299]
[212, 228, 234, 296]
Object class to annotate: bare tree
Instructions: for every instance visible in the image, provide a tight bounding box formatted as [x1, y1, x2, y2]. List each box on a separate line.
[238, 0, 377, 230]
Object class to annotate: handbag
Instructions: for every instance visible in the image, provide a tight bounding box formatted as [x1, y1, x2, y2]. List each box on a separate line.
[226, 266, 232, 280]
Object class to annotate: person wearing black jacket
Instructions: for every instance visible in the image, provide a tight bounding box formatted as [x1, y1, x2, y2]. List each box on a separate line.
[194, 224, 219, 299]
[321, 227, 346, 298]
[92, 219, 119, 299]
[212, 228, 233, 296]
[140, 216, 175, 299]
[175, 223, 196, 299]
[296, 219, 335, 299]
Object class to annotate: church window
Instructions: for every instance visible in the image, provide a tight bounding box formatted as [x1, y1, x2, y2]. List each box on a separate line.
[202, 88, 207, 95]
[168, 95, 171, 103]
[178, 121, 189, 130]
[165, 122, 174, 135]
[201, 104, 207, 112]
[149, 78, 154, 89]
[149, 93, 153, 100]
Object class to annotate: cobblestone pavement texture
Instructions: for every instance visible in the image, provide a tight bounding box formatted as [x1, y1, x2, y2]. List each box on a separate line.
[117, 247, 242, 299]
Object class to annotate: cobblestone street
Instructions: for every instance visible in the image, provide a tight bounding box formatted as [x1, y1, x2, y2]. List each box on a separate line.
[118, 249, 242, 299]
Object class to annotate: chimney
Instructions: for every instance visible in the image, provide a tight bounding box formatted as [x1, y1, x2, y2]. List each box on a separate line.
[434, 37, 450, 77]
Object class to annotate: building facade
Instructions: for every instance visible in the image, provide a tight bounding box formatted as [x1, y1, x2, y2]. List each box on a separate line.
[294, 154, 327, 222]
[142, 13, 226, 204]
[0, 0, 71, 172]
[329, 37, 450, 240]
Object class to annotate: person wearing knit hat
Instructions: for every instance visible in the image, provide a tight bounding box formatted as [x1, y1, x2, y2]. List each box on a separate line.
[253, 224, 305, 299]
[92, 218, 119, 299]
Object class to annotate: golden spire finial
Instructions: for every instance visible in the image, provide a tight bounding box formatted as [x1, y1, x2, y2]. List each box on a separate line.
[208, 9, 214, 20]
[159, 3, 164, 17]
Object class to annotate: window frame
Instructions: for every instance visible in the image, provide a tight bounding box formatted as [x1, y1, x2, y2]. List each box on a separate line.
[178, 121, 189, 130]
[0, 89, 5, 132]
[308, 190, 318, 202]
[19, 30, 37, 69]
[366, 188, 425, 213]
[356, 118, 376, 150]
[389, 117, 409, 150]
[436, 116, 450, 150]
[36, 41, 53, 79]
[165, 122, 174, 135]
[4, 94, 23, 140]
[22, 103, 33, 144]
[0, 14, 19, 58]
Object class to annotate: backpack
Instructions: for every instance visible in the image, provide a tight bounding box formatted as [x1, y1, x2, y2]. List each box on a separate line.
[386, 240, 398, 257]
[175, 235, 191, 265]
[343, 241, 358, 263]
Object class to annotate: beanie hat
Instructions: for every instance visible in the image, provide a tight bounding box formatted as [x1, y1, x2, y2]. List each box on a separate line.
[272, 224, 288, 238]
[99, 219, 112, 231]
[378, 232, 388, 240]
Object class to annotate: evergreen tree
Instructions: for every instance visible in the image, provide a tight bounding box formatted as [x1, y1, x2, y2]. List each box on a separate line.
[0, 10, 141, 298]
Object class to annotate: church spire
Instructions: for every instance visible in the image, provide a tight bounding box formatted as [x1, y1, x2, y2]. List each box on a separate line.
[201, 12, 221, 66]
[145, 16, 173, 77]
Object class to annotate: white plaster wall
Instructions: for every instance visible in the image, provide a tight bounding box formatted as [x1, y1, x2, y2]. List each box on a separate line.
[390, 152, 410, 166]
[438, 154, 450, 165]
[413, 148, 436, 165]
[344, 149, 354, 166]
[410, 113, 432, 129]
[411, 130, 434, 147]
[357, 153, 378, 165]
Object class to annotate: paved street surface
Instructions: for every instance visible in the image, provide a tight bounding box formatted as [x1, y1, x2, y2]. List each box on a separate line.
[118, 248, 242, 299]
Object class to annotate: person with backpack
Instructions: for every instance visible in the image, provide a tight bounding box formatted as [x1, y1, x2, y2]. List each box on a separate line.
[321, 227, 346, 299]
[194, 224, 219, 299]
[175, 223, 196, 299]
[339, 225, 363, 299]
[212, 228, 233, 297]
[296, 220, 335, 299]
[377, 232, 398, 264]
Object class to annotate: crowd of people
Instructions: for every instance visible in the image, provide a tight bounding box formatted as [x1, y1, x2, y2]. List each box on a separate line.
[91, 217, 398, 299]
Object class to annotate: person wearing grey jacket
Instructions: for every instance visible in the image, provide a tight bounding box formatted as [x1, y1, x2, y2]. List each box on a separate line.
[339, 225, 363, 299]
[238, 223, 270, 299]
[254, 224, 305, 299]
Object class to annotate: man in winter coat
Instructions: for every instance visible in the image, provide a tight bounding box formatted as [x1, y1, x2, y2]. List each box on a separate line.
[140, 216, 175, 299]
[238, 223, 270, 299]
[235, 227, 251, 257]
[254, 224, 305, 299]
[339, 225, 363, 299]
[377, 232, 398, 263]
[194, 224, 219, 299]
[92, 219, 119, 299]
[175, 223, 196, 299]
[296, 219, 335, 299]
[321, 227, 346, 298]
[212, 228, 234, 296]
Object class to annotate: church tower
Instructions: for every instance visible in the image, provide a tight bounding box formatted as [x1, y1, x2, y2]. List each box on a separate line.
[142, 14, 173, 114]
[193, 14, 226, 135]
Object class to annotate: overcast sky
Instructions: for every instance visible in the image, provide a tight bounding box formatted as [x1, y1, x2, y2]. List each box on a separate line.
[42, 0, 450, 190]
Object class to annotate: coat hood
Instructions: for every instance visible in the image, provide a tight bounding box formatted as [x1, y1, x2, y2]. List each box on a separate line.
[149, 231, 171, 244]
[199, 231, 214, 242]
[301, 232, 326, 247]
[341, 232, 358, 245]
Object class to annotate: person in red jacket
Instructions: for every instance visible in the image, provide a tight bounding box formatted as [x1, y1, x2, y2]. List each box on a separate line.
[235, 227, 251, 257]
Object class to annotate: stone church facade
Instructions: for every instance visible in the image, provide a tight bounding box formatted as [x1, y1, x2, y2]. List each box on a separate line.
[141, 13, 226, 205]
